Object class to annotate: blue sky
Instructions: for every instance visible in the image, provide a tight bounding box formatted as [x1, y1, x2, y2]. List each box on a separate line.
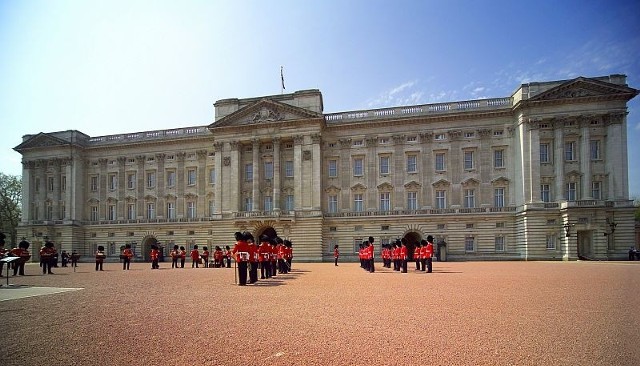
[1, 0, 639, 197]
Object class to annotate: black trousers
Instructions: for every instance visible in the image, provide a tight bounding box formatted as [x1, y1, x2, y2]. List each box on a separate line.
[416, 259, 421, 270]
[13, 261, 26, 276]
[237, 261, 248, 285]
[152, 259, 159, 269]
[123, 258, 131, 270]
[42, 258, 54, 274]
[180, 259, 185, 268]
[172, 259, 178, 268]
[271, 261, 277, 276]
[260, 262, 271, 279]
[369, 259, 375, 273]
[421, 259, 427, 272]
[249, 262, 258, 283]
[226, 258, 231, 268]
[334, 257, 339, 266]
[95, 261, 103, 271]
[426, 258, 433, 273]
[401, 259, 408, 273]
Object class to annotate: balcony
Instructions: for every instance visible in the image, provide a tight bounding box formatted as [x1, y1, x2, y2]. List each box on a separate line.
[324, 206, 516, 218]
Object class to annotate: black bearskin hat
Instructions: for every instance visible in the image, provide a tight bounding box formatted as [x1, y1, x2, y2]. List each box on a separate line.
[45, 241, 55, 248]
[427, 235, 434, 242]
[97, 245, 105, 251]
[234, 232, 243, 241]
[125, 243, 132, 249]
[19, 239, 30, 249]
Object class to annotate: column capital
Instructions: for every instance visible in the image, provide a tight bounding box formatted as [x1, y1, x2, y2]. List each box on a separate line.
[229, 141, 239, 151]
[338, 138, 352, 148]
[365, 136, 377, 147]
[213, 141, 224, 152]
[196, 150, 208, 160]
[419, 132, 433, 143]
[155, 153, 166, 162]
[117, 156, 127, 166]
[293, 135, 304, 145]
[311, 134, 322, 144]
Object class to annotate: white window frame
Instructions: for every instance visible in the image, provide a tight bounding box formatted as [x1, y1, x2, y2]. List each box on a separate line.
[407, 191, 417, 210]
[464, 189, 475, 208]
[328, 160, 337, 178]
[494, 149, 504, 168]
[187, 169, 197, 186]
[167, 202, 176, 219]
[354, 193, 364, 212]
[285, 161, 294, 178]
[494, 188, 505, 207]
[380, 192, 390, 211]
[353, 158, 364, 176]
[379, 156, 390, 175]
[406, 155, 417, 173]
[436, 190, 446, 209]
[328, 195, 338, 213]
[435, 153, 446, 171]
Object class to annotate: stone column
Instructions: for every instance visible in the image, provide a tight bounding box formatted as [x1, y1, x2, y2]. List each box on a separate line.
[420, 133, 433, 208]
[136, 155, 145, 218]
[272, 137, 281, 211]
[197, 150, 207, 217]
[339, 138, 352, 210]
[229, 141, 240, 212]
[176, 152, 186, 217]
[365, 136, 377, 210]
[64, 158, 73, 220]
[579, 117, 592, 199]
[293, 135, 304, 210]
[155, 153, 165, 218]
[605, 113, 626, 200]
[392, 135, 404, 209]
[37, 159, 47, 220]
[117, 157, 127, 219]
[21, 161, 34, 222]
[448, 131, 462, 206]
[311, 134, 322, 210]
[98, 158, 108, 220]
[252, 139, 260, 211]
[214, 142, 223, 214]
[51, 158, 61, 220]
[527, 120, 541, 202]
[553, 120, 565, 200]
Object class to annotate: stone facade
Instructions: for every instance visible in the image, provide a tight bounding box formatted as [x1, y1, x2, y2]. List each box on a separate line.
[14, 75, 638, 262]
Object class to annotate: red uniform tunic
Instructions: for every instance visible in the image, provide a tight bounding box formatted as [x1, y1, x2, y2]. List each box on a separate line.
[334, 248, 339, 258]
[258, 243, 271, 262]
[214, 249, 223, 262]
[190, 249, 200, 261]
[201, 250, 209, 261]
[232, 240, 250, 262]
[40, 246, 56, 260]
[425, 242, 434, 259]
[400, 246, 408, 260]
[179, 249, 186, 259]
[123, 248, 134, 259]
[150, 248, 159, 261]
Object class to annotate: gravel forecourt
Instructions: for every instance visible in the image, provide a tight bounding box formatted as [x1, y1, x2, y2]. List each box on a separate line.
[1, 260, 639, 366]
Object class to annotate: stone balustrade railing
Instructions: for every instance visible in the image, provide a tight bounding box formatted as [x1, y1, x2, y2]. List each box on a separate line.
[324, 97, 512, 123]
[87, 126, 210, 145]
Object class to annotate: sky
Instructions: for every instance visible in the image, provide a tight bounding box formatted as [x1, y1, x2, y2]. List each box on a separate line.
[1, 0, 639, 197]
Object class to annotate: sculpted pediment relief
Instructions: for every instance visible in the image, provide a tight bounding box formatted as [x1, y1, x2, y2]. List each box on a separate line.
[14, 133, 69, 152]
[432, 179, 450, 188]
[491, 176, 510, 185]
[404, 181, 421, 190]
[377, 182, 394, 191]
[325, 185, 341, 194]
[209, 99, 322, 129]
[350, 183, 367, 192]
[529, 77, 638, 102]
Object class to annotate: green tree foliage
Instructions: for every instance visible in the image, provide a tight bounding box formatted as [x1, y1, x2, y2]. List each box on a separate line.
[635, 197, 640, 221]
[0, 173, 22, 245]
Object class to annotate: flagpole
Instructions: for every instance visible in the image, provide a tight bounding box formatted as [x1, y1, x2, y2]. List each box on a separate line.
[280, 66, 285, 94]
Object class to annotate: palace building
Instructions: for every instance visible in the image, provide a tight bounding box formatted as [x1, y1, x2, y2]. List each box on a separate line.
[14, 75, 638, 262]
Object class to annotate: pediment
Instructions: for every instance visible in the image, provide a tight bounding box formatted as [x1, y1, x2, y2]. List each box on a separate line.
[350, 183, 367, 192]
[14, 133, 69, 152]
[529, 77, 638, 102]
[432, 179, 450, 188]
[566, 170, 582, 178]
[209, 99, 323, 129]
[461, 177, 480, 187]
[377, 182, 394, 191]
[491, 176, 510, 185]
[404, 180, 421, 190]
[325, 185, 341, 194]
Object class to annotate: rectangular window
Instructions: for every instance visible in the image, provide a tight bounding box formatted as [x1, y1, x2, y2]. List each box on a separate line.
[464, 189, 475, 208]
[435, 133, 445, 141]
[465, 236, 475, 252]
[494, 149, 504, 168]
[380, 192, 390, 211]
[127, 204, 136, 220]
[540, 143, 550, 163]
[590, 140, 601, 160]
[187, 169, 196, 186]
[147, 203, 155, 219]
[591, 181, 601, 200]
[245, 164, 253, 181]
[435, 153, 446, 171]
[91, 206, 98, 221]
[406, 155, 417, 173]
[354, 194, 364, 212]
[541, 184, 551, 203]
[353, 158, 363, 176]
[167, 170, 176, 187]
[90, 176, 98, 192]
[436, 190, 446, 209]
[379, 156, 390, 175]
[264, 196, 273, 211]
[127, 173, 136, 189]
[167, 202, 175, 219]
[328, 195, 338, 213]
[147, 172, 156, 188]
[109, 174, 117, 190]
[209, 168, 216, 184]
[61, 175, 67, 191]
[565, 141, 576, 161]
[46, 203, 53, 220]
[546, 235, 556, 250]
[48, 177, 54, 192]
[35, 177, 40, 193]
[59, 202, 66, 219]
[407, 192, 417, 210]
[464, 151, 474, 170]
[353, 237, 363, 253]
[285, 195, 294, 211]
[566, 182, 577, 201]
[328, 160, 337, 178]
[494, 188, 505, 207]
[264, 162, 274, 180]
[187, 202, 196, 218]
[108, 205, 116, 220]
[285, 161, 294, 178]
[495, 236, 505, 252]
[244, 197, 253, 211]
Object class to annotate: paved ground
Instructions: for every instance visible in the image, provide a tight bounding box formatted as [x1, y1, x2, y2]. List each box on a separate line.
[0, 260, 639, 366]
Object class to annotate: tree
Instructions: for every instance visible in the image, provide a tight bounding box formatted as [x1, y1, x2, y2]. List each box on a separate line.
[0, 173, 22, 246]
[635, 197, 640, 221]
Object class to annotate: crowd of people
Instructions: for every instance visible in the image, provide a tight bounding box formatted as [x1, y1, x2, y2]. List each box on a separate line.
[230, 231, 293, 286]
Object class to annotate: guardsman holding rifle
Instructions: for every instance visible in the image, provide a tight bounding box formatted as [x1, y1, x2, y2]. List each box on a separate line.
[11, 239, 32, 276]
[40, 241, 56, 275]
[232, 232, 250, 286]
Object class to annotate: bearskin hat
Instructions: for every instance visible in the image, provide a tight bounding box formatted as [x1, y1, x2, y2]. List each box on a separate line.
[19, 239, 30, 249]
[97, 245, 105, 251]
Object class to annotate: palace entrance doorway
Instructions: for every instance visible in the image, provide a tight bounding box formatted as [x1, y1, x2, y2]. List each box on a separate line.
[402, 231, 422, 262]
[141, 236, 160, 261]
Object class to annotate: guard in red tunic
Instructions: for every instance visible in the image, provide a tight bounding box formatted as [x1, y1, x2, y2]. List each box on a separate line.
[150, 244, 160, 269]
[232, 232, 250, 286]
[285, 240, 293, 272]
[225, 245, 232, 268]
[122, 243, 134, 270]
[258, 235, 272, 279]
[0, 233, 7, 275]
[11, 239, 31, 276]
[170, 245, 179, 269]
[201, 247, 210, 268]
[400, 238, 408, 273]
[392, 241, 401, 271]
[179, 246, 186, 268]
[367, 237, 375, 273]
[39, 241, 56, 275]
[190, 245, 200, 268]
[333, 245, 339, 266]
[213, 246, 224, 268]
[425, 235, 434, 273]
[95, 245, 106, 271]
[414, 241, 422, 271]
[271, 239, 279, 277]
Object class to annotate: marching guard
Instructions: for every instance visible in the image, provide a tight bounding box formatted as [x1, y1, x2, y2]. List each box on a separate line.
[95, 245, 106, 271]
[232, 232, 250, 286]
[121, 243, 134, 270]
[11, 239, 31, 276]
[39, 241, 57, 275]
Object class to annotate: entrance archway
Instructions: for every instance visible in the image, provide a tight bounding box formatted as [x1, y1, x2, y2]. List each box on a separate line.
[256, 227, 278, 242]
[403, 231, 422, 261]
[141, 236, 160, 261]
[577, 230, 593, 260]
